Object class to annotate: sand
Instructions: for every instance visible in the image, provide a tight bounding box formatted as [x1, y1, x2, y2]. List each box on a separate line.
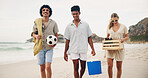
[0, 44, 148, 78]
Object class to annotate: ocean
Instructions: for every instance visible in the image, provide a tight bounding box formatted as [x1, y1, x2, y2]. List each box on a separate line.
[0, 42, 147, 65]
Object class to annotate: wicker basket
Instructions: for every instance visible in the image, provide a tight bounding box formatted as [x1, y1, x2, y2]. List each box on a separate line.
[102, 40, 123, 50]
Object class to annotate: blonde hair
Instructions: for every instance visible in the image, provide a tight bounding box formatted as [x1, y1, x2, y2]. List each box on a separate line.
[108, 13, 119, 29]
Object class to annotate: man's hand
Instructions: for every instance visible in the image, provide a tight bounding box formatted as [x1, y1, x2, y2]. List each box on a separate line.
[88, 37, 96, 56]
[64, 53, 68, 61]
[35, 35, 42, 40]
[49, 44, 56, 47]
[91, 50, 96, 56]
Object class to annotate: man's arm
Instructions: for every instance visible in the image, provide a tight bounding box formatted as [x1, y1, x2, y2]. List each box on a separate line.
[31, 23, 41, 40]
[54, 33, 58, 39]
[88, 36, 96, 56]
[64, 39, 70, 61]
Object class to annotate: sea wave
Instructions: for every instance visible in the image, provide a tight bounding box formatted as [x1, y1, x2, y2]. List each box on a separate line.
[0, 42, 33, 51]
[0, 42, 25, 44]
[0, 47, 23, 50]
[0, 46, 32, 51]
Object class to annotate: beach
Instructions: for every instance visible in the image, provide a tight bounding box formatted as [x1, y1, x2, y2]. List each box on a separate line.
[0, 43, 148, 78]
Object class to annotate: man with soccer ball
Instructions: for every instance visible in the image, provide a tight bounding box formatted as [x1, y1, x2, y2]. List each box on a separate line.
[31, 5, 59, 78]
[64, 5, 96, 78]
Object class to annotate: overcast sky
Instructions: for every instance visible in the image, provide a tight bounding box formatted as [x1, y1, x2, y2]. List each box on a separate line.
[0, 0, 148, 42]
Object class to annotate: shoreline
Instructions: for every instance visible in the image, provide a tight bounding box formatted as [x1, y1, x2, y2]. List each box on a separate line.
[126, 41, 148, 44]
[0, 57, 148, 78]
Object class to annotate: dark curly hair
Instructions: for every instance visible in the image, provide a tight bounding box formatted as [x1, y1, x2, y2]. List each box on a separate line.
[71, 5, 80, 12]
[40, 5, 52, 17]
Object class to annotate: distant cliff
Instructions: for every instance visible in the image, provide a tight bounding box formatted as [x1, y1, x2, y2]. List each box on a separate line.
[128, 18, 148, 41]
[26, 38, 33, 43]
[26, 33, 104, 43]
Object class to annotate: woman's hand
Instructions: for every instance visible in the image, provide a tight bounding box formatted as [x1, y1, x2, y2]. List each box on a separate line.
[121, 34, 129, 43]
[121, 38, 125, 43]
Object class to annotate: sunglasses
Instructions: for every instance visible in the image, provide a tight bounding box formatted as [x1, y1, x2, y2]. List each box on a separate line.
[112, 20, 118, 22]
[42, 9, 49, 12]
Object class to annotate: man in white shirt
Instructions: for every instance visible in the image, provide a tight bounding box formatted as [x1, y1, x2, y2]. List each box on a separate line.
[64, 5, 96, 78]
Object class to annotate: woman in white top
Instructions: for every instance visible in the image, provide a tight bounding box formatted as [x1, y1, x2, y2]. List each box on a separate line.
[106, 13, 129, 78]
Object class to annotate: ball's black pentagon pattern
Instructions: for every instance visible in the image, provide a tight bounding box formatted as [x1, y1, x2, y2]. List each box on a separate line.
[49, 41, 52, 44]
[49, 36, 52, 38]
[46, 35, 57, 45]
[53, 44, 56, 46]
[54, 38, 57, 41]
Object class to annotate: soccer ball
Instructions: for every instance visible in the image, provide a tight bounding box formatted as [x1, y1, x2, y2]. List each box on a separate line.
[46, 35, 57, 46]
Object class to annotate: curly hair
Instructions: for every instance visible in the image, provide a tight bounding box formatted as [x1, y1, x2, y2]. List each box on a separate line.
[40, 5, 52, 17]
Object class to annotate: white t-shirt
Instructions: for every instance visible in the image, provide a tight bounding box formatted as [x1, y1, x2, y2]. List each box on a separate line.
[107, 24, 128, 40]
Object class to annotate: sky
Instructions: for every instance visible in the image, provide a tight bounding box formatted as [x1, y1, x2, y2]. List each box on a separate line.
[0, 0, 148, 42]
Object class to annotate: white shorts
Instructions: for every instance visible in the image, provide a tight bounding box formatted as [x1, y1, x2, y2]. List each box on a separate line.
[70, 53, 87, 61]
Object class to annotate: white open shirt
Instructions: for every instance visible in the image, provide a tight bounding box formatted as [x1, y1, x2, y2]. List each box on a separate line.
[64, 21, 92, 54]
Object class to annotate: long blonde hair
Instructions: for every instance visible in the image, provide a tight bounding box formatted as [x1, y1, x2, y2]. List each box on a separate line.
[108, 13, 119, 29]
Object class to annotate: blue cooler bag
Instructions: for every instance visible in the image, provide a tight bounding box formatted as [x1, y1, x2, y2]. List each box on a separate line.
[87, 61, 102, 75]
